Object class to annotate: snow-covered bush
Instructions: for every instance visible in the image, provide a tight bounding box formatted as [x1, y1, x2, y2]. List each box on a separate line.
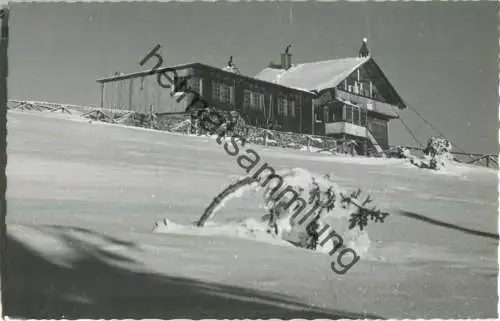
[424, 137, 453, 170]
[392, 138, 454, 171]
[259, 169, 388, 254]
[389, 146, 429, 168]
[424, 137, 452, 157]
[393, 146, 412, 159]
[197, 168, 388, 259]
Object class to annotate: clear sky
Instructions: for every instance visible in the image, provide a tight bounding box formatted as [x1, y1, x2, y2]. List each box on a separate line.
[7, 1, 499, 154]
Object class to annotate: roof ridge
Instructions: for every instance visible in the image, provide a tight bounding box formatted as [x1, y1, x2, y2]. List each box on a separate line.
[292, 56, 368, 67]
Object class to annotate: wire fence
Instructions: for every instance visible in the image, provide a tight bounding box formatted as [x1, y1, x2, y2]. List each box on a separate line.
[386, 145, 498, 169]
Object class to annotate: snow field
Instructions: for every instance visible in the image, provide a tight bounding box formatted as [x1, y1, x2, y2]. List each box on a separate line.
[5, 110, 498, 318]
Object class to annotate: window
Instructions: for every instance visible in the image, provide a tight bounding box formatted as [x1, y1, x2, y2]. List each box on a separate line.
[353, 83, 359, 94]
[173, 75, 191, 93]
[212, 83, 220, 102]
[345, 105, 353, 123]
[278, 95, 295, 117]
[358, 82, 364, 96]
[250, 92, 258, 109]
[343, 103, 366, 125]
[288, 102, 295, 117]
[267, 94, 273, 119]
[323, 106, 329, 122]
[360, 109, 367, 126]
[212, 81, 234, 104]
[243, 89, 251, 109]
[278, 96, 286, 115]
[244, 90, 265, 110]
[222, 85, 231, 103]
[353, 106, 360, 124]
[357, 81, 371, 97]
[190, 77, 201, 94]
[258, 93, 265, 110]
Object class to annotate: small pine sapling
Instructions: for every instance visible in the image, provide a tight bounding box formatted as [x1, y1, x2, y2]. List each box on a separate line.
[339, 191, 389, 231]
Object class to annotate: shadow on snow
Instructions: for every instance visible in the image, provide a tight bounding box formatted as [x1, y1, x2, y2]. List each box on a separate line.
[3, 224, 382, 320]
[396, 210, 499, 241]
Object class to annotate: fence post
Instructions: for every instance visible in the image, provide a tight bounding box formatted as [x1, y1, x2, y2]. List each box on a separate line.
[128, 78, 133, 111]
[99, 82, 105, 109]
[149, 104, 153, 129]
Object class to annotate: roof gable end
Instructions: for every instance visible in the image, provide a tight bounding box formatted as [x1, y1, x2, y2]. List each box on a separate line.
[356, 57, 407, 109]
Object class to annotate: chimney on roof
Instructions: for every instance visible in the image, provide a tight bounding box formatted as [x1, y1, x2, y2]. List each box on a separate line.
[280, 44, 292, 70]
[285, 44, 292, 69]
[280, 52, 286, 69]
[223, 56, 241, 74]
[359, 38, 370, 58]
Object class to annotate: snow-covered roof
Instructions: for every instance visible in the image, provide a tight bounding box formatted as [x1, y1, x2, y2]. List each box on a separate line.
[222, 65, 241, 75]
[254, 56, 371, 93]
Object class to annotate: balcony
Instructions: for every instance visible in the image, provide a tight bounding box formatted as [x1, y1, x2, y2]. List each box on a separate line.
[324, 122, 367, 138]
[334, 89, 399, 118]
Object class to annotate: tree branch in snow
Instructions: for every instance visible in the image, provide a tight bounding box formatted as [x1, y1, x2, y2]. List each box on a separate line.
[339, 191, 390, 231]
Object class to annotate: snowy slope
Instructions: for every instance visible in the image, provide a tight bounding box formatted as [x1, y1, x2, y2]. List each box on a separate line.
[5, 110, 498, 319]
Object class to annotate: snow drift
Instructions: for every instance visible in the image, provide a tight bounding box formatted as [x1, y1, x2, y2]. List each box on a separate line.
[153, 167, 383, 259]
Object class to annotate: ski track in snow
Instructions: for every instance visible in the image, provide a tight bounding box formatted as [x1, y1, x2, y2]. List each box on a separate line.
[5, 110, 499, 319]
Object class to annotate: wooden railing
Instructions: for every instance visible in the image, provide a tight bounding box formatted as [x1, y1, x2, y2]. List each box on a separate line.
[334, 89, 399, 118]
[465, 154, 498, 168]
[386, 145, 499, 169]
[324, 122, 367, 137]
